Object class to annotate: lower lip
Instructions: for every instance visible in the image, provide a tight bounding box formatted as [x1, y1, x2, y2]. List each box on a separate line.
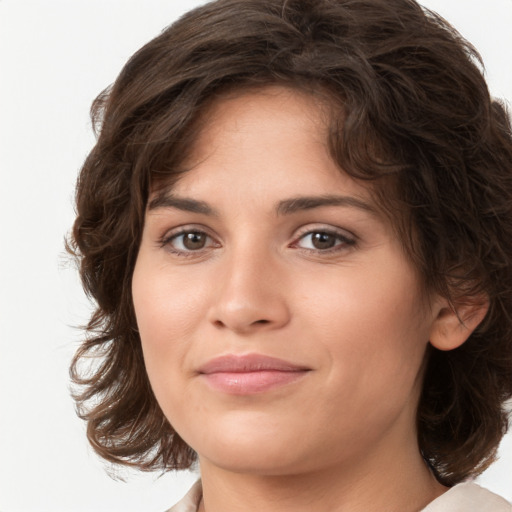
[200, 370, 308, 395]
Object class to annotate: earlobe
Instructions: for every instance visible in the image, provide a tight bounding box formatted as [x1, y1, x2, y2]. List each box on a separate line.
[429, 297, 489, 351]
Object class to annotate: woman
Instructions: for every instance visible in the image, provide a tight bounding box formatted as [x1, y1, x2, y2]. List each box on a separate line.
[69, 0, 512, 510]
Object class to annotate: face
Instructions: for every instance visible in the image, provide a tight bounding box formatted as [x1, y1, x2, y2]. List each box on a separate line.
[132, 86, 439, 476]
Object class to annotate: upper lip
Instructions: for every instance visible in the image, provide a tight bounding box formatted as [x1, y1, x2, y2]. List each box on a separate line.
[198, 353, 311, 374]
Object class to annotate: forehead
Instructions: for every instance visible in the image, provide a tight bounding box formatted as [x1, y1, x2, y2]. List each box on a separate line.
[151, 85, 393, 221]
[183, 85, 330, 165]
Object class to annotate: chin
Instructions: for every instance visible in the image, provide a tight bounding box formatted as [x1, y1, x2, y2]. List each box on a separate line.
[201, 446, 308, 476]
[184, 413, 314, 475]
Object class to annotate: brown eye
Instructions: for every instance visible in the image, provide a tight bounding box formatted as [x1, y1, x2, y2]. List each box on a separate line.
[310, 232, 337, 250]
[295, 229, 356, 253]
[163, 229, 217, 256]
[181, 232, 208, 250]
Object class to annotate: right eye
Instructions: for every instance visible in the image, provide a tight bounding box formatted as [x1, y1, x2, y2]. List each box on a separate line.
[161, 229, 219, 257]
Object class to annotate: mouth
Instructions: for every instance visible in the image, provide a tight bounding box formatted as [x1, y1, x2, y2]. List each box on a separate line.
[197, 353, 311, 395]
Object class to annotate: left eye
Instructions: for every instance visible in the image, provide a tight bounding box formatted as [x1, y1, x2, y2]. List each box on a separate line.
[295, 230, 355, 251]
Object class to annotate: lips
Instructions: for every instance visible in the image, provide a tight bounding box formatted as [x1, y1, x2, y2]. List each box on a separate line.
[197, 354, 311, 395]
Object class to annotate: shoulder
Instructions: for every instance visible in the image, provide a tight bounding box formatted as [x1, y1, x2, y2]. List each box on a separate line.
[164, 480, 202, 512]
[421, 482, 512, 512]
[163, 480, 511, 512]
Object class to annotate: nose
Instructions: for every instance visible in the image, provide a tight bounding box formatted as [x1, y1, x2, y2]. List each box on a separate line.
[207, 244, 291, 335]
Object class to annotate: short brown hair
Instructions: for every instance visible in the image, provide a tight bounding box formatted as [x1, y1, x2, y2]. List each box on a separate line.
[69, 0, 512, 485]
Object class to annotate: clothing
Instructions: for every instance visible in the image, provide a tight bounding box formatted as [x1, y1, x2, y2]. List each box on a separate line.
[421, 482, 512, 511]
[166, 480, 202, 512]
[165, 480, 511, 512]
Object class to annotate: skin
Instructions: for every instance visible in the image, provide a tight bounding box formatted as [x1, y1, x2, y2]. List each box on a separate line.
[132, 86, 477, 511]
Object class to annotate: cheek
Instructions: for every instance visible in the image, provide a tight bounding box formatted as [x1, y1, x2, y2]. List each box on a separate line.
[302, 273, 429, 447]
[131, 261, 207, 437]
[131, 256, 207, 401]
[133, 259, 206, 346]
[298, 256, 430, 385]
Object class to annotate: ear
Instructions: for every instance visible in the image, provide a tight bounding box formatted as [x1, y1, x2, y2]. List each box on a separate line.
[429, 296, 489, 351]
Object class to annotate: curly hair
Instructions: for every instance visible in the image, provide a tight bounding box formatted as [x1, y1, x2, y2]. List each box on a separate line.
[69, 0, 512, 485]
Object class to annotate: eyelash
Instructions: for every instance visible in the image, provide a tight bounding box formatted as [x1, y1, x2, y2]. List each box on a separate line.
[292, 228, 356, 254]
[159, 229, 220, 258]
[159, 226, 356, 258]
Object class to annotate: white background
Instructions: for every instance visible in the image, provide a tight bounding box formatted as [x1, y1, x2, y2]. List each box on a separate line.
[0, 1, 511, 510]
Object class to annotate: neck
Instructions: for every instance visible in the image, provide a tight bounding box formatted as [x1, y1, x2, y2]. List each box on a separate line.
[198, 460, 445, 512]
[197, 426, 447, 512]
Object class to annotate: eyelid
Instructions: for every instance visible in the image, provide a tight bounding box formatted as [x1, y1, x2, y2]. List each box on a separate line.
[159, 224, 220, 256]
[158, 223, 357, 257]
[290, 224, 357, 253]
[293, 223, 356, 239]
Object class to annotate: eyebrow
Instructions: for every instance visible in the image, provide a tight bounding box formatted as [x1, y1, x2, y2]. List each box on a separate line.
[148, 193, 376, 216]
[275, 194, 376, 216]
[148, 195, 216, 215]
